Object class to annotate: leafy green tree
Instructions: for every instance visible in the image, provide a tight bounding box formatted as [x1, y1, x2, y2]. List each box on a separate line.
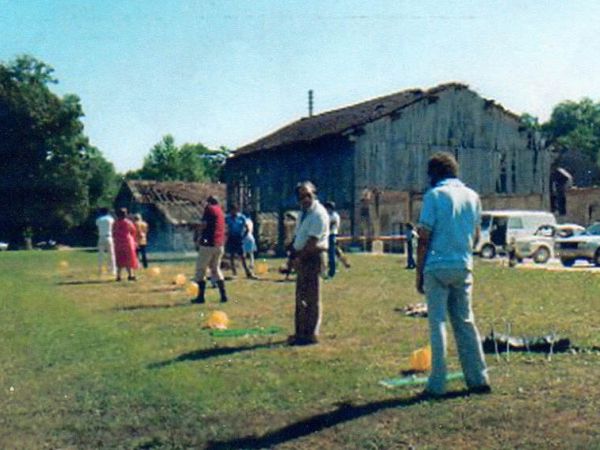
[0, 55, 115, 246]
[520, 113, 541, 131]
[543, 98, 600, 171]
[127, 136, 229, 182]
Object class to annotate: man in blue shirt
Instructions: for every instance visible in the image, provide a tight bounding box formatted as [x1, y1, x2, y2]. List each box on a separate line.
[225, 204, 257, 279]
[416, 152, 490, 397]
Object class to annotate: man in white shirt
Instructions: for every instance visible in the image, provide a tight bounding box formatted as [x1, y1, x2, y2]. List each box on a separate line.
[96, 208, 116, 277]
[288, 181, 329, 346]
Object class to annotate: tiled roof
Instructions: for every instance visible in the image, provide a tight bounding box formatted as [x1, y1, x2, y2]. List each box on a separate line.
[233, 83, 473, 157]
[125, 180, 226, 225]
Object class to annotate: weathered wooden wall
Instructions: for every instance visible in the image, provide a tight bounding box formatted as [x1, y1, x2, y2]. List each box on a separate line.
[480, 193, 544, 211]
[351, 86, 552, 232]
[225, 135, 355, 252]
[225, 135, 355, 213]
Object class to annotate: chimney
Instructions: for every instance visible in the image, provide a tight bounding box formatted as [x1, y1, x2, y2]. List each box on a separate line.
[308, 90, 314, 117]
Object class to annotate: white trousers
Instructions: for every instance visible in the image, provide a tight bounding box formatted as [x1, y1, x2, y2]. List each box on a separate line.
[98, 237, 116, 275]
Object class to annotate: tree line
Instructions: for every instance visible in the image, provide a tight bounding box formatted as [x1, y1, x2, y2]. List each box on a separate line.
[0, 55, 228, 248]
[1, 55, 600, 248]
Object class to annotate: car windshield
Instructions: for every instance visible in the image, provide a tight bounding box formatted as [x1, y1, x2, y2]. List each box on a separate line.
[534, 225, 554, 237]
[584, 223, 600, 236]
[481, 214, 491, 231]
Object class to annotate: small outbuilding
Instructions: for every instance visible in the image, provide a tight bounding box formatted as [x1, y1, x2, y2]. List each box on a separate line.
[113, 180, 226, 252]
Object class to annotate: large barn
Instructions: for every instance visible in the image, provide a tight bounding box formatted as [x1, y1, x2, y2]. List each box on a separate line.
[113, 180, 226, 252]
[224, 83, 553, 252]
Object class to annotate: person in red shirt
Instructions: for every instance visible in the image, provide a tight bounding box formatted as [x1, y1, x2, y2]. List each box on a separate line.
[192, 195, 228, 303]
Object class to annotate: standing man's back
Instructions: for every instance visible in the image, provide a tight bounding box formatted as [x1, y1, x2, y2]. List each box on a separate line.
[416, 152, 490, 397]
[420, 180, 481, 272]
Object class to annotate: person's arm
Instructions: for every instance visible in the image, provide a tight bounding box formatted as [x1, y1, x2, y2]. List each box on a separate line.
[129, 220, 137, 240]
[296, 236, 320, 260]
[416, 227, 431, 295]
[242, 218, 250, 239]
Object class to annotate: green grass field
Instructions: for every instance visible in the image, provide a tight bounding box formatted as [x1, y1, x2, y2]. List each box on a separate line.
[1, 250, 599, 449]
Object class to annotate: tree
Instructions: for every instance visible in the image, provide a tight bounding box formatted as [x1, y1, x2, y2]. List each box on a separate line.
[0, 55, 115, 246]
[127, 135, 229, 182]
[543, 98, 600, 185]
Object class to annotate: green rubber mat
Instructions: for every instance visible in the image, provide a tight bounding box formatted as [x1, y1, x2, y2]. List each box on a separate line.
[379, 371, 464, 388]
[209, 326, 283, 337]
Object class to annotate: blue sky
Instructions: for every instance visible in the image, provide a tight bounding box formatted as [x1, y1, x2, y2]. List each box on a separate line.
[2, 0, 600, 172]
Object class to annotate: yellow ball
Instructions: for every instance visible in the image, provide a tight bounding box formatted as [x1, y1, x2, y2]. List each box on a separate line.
[173, 273, 187, 286]
[149, 266, 161, 277]
[58, 260, 69, 269]
[186, 281, 199, 297]
[410, 345, 432, 372]
[205, 310, 229, 330]
[255, 261, 269, 275]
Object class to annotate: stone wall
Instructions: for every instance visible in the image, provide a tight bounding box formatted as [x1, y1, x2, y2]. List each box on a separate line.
[562, 187, 600, 226]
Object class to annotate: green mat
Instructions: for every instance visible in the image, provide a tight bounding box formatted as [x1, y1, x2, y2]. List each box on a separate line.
[379, 371, 464, 388]
[209, 326, 283, 337]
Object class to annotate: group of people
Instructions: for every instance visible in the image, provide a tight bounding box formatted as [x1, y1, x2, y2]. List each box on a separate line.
[278, 153, 491, 396]
[96, 208, 149, 281]
[101, 152, 490, 397]
[190, 200, 260, 304]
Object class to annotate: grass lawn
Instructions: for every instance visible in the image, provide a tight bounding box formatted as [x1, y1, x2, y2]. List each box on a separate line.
[1, 250, 599, 449]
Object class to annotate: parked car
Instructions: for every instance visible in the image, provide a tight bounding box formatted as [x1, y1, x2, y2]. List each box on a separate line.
[555, 222, 600, 267]
[476, 210, 557, 259]
[511, 223, 585, 264]
[0, 242, 7, 251]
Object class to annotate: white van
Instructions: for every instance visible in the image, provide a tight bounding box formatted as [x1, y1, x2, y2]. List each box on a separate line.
[476, 210, 556, 259]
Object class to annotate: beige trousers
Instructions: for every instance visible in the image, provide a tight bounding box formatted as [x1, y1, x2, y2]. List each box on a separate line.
[195, 245, 224, 282]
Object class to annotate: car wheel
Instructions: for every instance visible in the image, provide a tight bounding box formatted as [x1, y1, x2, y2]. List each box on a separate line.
[533, 246, 551, 264]
[594, 250, 600, 267]
[480, 244, 496, 259]
[561, 258, 575, 267]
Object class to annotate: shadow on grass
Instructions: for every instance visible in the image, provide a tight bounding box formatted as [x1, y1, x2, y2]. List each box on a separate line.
[57, 279, 115, 285]
[205, 390, 471, 449]
[148, 341, 287, 369]
[246, 277, 295, 283]
[148, 286, 182, 293]
[147, 256, 196, 263]
[114, 302, 192, 312]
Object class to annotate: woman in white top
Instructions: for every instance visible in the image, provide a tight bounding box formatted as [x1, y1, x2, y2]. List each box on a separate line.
[242, 216, 257, 269]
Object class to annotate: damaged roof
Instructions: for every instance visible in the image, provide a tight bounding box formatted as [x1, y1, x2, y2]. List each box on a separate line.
[124, 180, 226, 225]
[233, 82, 520, 157]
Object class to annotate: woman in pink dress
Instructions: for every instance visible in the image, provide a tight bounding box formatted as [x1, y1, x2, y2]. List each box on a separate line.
[112, 208, 139, 281]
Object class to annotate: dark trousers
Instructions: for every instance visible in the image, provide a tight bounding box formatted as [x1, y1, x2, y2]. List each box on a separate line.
[406, 241, 416, 268]
[327, 234, 337, 278]
[295, 253, 324, 339]
[138, 245, 148, 269]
